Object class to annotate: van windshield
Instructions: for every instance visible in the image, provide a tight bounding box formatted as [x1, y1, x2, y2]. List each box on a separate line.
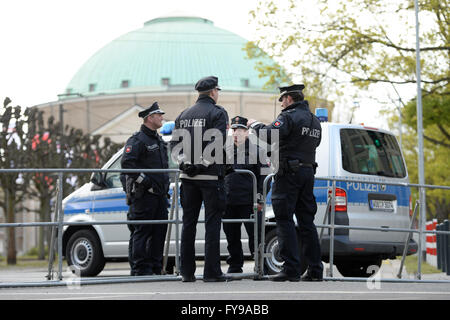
[340, 129, 406, 178]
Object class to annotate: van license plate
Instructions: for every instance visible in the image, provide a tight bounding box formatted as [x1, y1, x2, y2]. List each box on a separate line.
[370, 200, 394, 211]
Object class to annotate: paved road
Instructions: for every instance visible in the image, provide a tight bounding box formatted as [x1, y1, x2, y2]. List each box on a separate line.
[0, 260, 449, 301]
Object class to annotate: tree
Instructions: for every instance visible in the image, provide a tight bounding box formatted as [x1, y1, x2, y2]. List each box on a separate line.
[0, 99, 122, 263]
[247, 0, 449, 220]
[246, 0, 449, 116]
[0, 98, 30, 264]
[25, 108, 122, 260]
[400, 95, 449, 221]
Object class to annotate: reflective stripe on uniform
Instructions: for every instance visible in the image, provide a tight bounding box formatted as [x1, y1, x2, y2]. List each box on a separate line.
[180, 173, 219, 180]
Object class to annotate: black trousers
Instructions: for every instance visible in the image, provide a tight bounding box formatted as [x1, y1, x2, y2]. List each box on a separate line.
[180, 179, 226, 279]
[128, 193, 168, 275]
[223, 204, 261, 269]
[271, 167, 323, 277]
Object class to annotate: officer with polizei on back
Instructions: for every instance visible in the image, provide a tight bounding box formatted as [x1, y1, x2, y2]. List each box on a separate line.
[120, 102, 170, 276]
[171, 76, 231, 282]
[248, 84, 323, 282]
[223, 115, 268, 274]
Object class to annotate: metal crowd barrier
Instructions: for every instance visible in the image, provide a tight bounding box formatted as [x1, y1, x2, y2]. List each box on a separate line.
[259, 173, 450, 283]
[0, 168, 259, 288]
[1, 168, 450, 287]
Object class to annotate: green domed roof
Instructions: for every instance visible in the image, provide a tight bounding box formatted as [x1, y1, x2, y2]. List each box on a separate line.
[64, 16, 276, 97]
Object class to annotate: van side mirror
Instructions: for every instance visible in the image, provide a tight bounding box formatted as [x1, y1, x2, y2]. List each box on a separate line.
[90, 172, 106, 190]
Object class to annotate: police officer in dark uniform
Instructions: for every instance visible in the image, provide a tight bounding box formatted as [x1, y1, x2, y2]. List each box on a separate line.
[120, 102, 170, 276]
[171, 76, 230, 282]
[248, 84, 323, 281]
[223, 116, 267, 273]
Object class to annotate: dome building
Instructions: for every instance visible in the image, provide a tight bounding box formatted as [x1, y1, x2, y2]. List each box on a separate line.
[35, 14, 333, 143]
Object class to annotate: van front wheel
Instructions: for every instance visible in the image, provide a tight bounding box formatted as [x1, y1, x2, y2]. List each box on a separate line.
[66, 229, 106, 277]
[263, 229, 308, 276]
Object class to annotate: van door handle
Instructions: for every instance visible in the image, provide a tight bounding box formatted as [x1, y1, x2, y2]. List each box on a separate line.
[380, 226, 389, 231]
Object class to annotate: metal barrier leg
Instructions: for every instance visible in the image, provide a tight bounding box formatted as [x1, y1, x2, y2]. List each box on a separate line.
[252, 203, 260, 278]
[174, 172, 180, 275]
[258, 174, 273, 279]
[443, 220, 450, 276]
[441, 223, 447, 273]
[397, 200, 419, 278]
[436, 223, 442, 270]
[319, 199, 331, 242]
[56, 172, 64, 280]
[162, 186, 176, 275]
[416, 201, 424, 280]
[328, 180, 336, 278]
[46, 182, 61, 280]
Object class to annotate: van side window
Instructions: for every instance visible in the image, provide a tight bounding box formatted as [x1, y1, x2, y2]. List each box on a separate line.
[104, 156, 123, 188]
[340, 129, 406, 178]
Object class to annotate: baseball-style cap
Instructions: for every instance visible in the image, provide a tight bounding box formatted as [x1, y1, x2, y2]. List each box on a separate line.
[138, 102, 165, 118]
[278, 84, 305, 102]
[195, 76, 222, 92]
[230, 116, 249, 129]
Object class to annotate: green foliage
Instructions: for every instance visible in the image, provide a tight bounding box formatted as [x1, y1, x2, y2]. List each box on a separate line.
[248, 0, 450, 220]
[0, 97, 122, 264]
[247, 0, 449, 104]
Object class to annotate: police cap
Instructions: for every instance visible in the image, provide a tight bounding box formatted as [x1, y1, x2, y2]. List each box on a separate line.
[195, 76, 222, 92]
[278, 84, 305, 102]
[230, 116, 248, 129]
[138, 102, 165, 118]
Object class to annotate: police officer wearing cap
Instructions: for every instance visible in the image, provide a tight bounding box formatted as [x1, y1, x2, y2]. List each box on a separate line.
[171, 76, 230, 282]
[248, 84, 323, 282]
[223, 116, 268, 274]
[120, 102, 170, 276]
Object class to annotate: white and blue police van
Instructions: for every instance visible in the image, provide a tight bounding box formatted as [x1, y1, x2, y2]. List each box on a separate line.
[62, 112, 417, 277]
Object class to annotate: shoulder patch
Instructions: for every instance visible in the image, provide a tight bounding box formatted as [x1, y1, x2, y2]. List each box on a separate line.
[125, 145, 132, 153]
[272, 119, 284, 128]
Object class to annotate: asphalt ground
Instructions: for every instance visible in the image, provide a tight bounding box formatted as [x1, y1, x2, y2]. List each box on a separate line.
[0, 259, 449, 302]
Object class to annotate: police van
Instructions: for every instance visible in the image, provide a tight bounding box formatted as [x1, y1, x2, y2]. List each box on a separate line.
[62, 114, 417, 277]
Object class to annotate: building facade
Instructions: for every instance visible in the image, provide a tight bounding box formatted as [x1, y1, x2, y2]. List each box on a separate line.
[35, 15, 333, 144]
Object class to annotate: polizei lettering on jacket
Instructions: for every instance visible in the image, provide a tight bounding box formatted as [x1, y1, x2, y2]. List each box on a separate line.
[301, 127, 320, 138]
[179, 118, 206, 128]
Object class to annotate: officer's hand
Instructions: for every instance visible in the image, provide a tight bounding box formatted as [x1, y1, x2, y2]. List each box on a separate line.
[257, 203, 263, 212]
[182, 164, 198, 177]
[224, 164, 235, 176]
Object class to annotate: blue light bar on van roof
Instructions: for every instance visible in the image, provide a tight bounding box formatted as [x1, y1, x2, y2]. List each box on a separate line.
[315, 108, 328, 122]
[160, 121, 175, 135]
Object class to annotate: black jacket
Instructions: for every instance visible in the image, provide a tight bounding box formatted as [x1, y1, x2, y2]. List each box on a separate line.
[252, 100, 321, 164]
[225, 139, 268, 205]
[171, 95, 229, 178]
[121, 124, 169, 195]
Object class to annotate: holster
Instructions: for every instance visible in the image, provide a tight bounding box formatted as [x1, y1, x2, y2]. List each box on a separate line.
[287, 159, 300, 173]
[278, 159, 299, 175]
[125, 176, 136, 205]
[278, 159, 315, 175]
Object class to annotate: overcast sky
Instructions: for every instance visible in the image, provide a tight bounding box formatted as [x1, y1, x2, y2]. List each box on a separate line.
[0, 0, 408, 129]
[0, 0, 257, 106]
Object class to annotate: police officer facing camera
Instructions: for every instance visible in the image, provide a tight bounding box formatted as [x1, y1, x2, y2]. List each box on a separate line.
[120, 102, 170, 276]
[248, 84, 323, 282]
[223, 116, 268, 274]
[171, 76, 231, 282]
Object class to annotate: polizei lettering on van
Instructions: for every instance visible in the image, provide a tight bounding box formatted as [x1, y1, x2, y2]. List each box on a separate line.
[346, 182, 380, 192]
